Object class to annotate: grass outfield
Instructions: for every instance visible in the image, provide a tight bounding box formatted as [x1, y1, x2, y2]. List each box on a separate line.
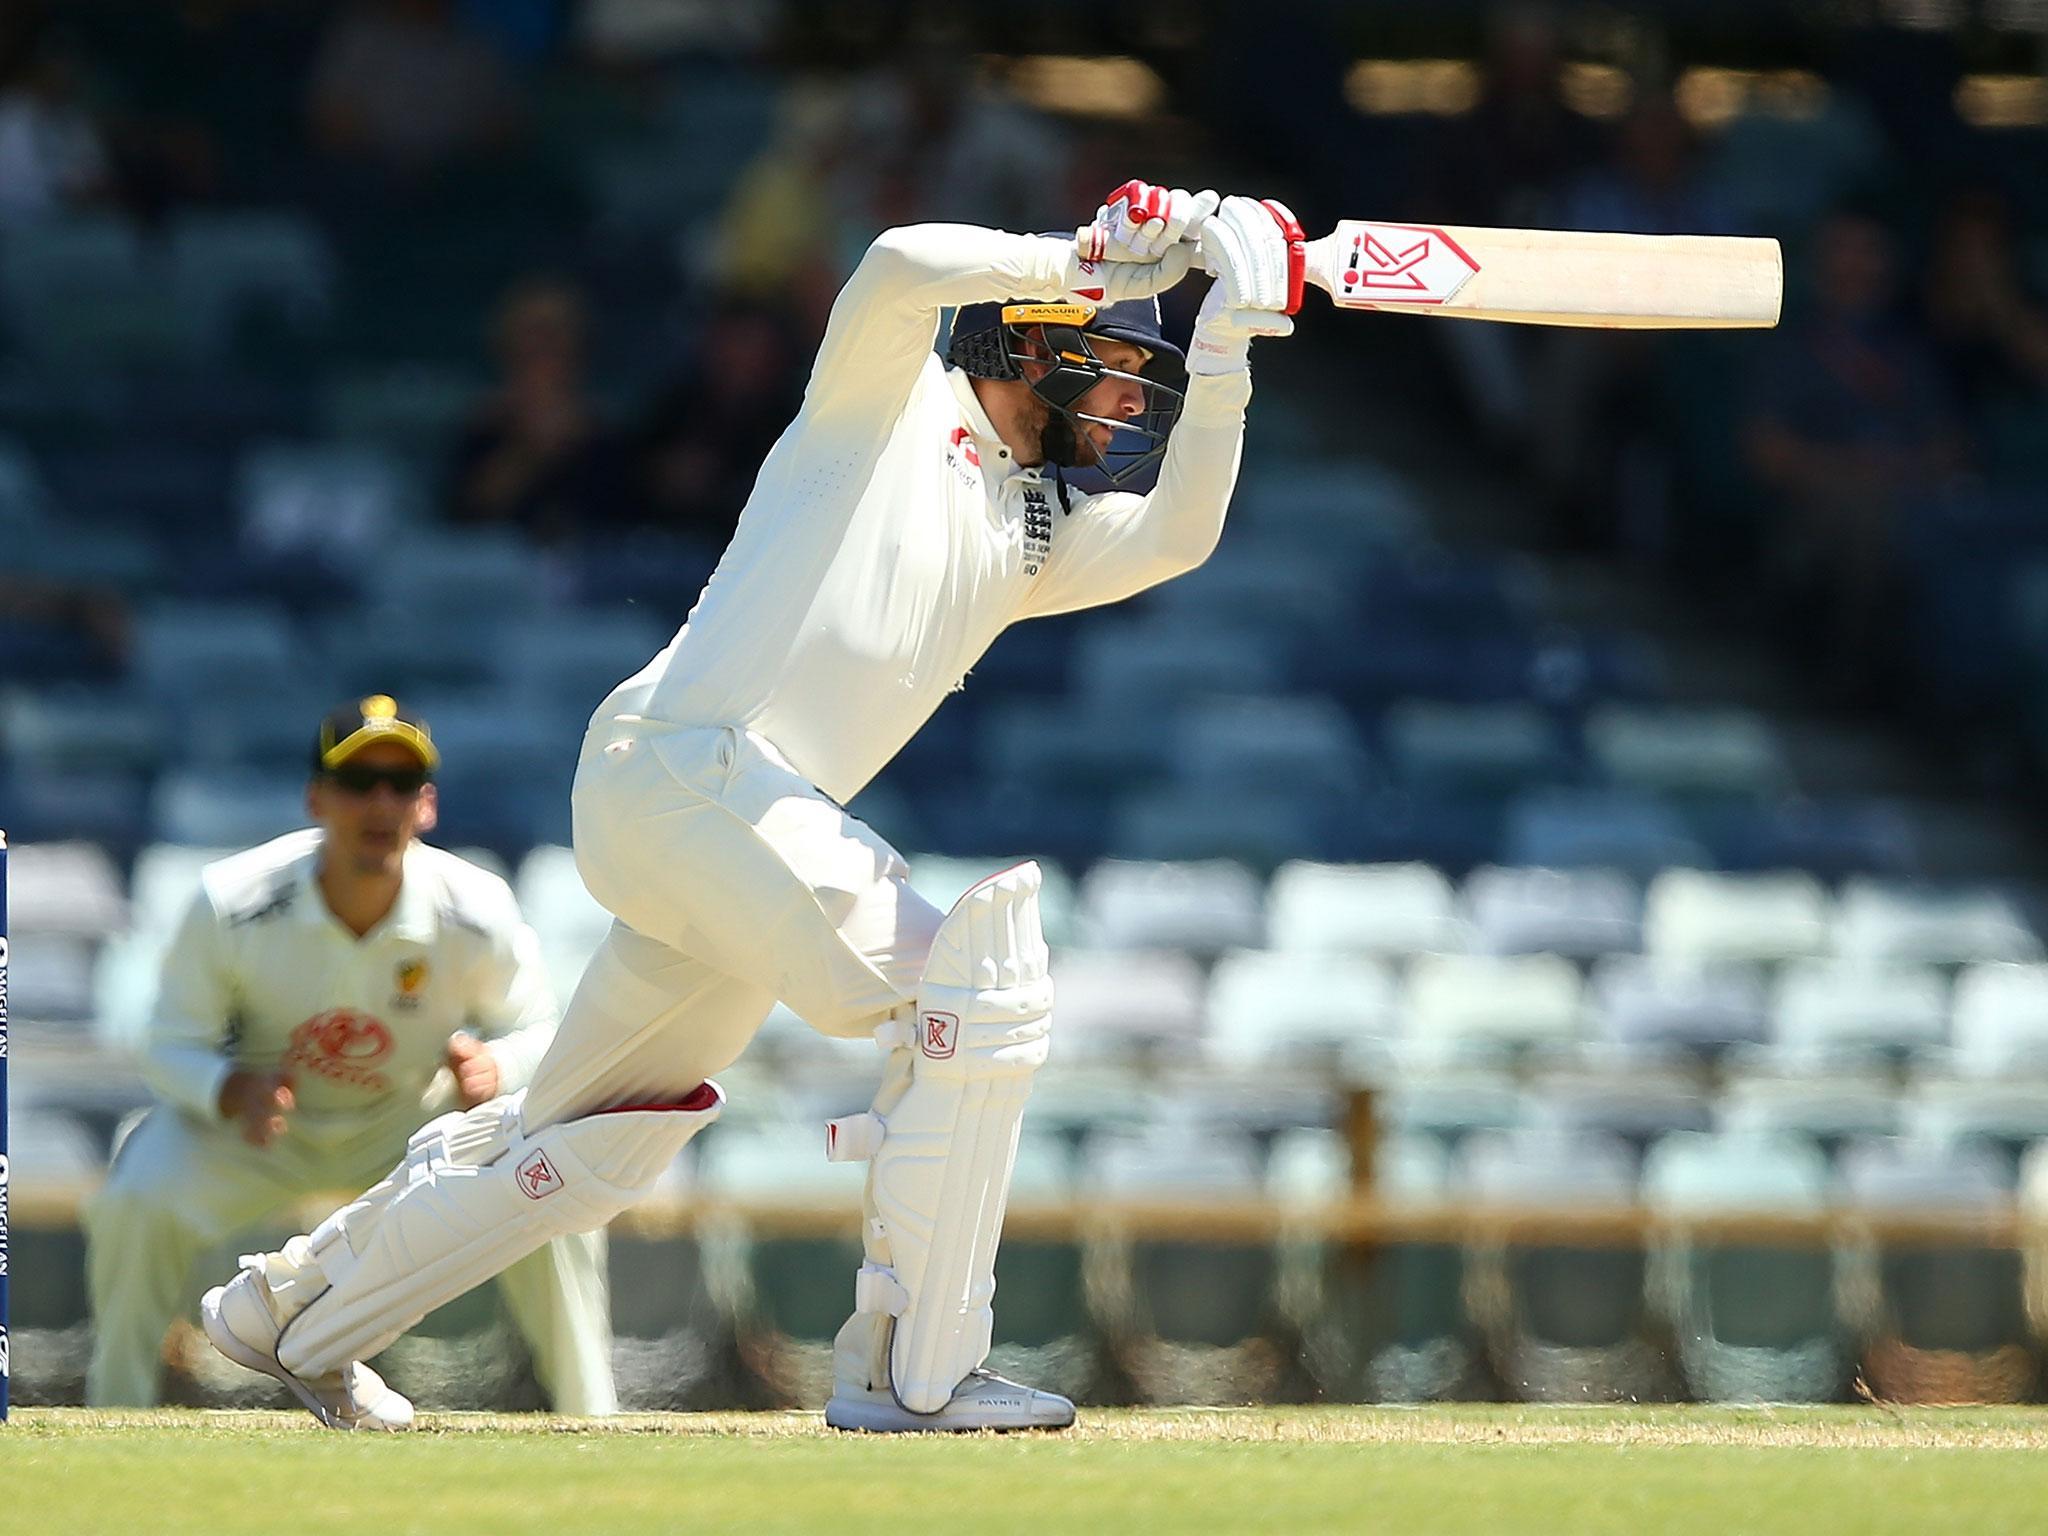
[7, 1405, 2048, 1535]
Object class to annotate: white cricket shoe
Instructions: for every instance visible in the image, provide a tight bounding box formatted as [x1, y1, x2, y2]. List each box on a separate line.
[201, 1257, 415, 1431]
[825, 1368, 1076, 1433]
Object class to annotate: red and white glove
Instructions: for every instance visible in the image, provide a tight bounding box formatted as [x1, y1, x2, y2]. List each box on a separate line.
[1196, 195, 1305, 313]
[1076, 180, 1220, 264]
[1186, 281, 1295, 376]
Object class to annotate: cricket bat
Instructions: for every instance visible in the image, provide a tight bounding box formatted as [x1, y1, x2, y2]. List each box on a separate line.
[1293, 221, 1782, 329]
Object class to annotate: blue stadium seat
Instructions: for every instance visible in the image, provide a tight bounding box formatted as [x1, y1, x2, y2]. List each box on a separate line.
[1107, 785, 1323, 868]
[1462, 865, 1641, 959]
[1380, 700, 1574, 793]
[1077, 858, 1265, 955]
[1505, 789, 1707, 876]
[150, 768, 310, 848]
[1642, 1130, 1847, 1403]
[1172, 695, 1374, 801]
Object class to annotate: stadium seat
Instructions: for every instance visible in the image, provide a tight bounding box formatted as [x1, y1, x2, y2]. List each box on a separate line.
[131, 602, 302, 709]
[1068, 620, 1289, 721]
[1715, 1069, 1901, 1157]
[1837, 1139, 2032, 1404]
[1267, 860, 1465, 957]
[1770, 960, 1950, 1061]
[1084, 1125, 1284, 1399]
[1504, 789, 1708, 876]
[1, 762, 151, 853]
[1401, 952, 1584, 1059]
[1049, 948, 1208, 1060]
[1642, 869, 1832, 966]
[1589, 956, 1772, 1055]
[8, 933, 98, 1024]
[0, 434, 54, 525]
[1641, 1131, 1847, 1402]
[1107, 785, 1323, 868]
[7, 841, 128, 938]
[1146, 542, 1353, 644]
[1455, 1128, 1672, 1401]
[1583, 705, 1791, 801]
[494, 612, 670, 711]
[1077, 858, 1265, 956]
[1204, 949, 1400, 1070]
[238, 443, 425, 569]
[1831, 879, 2044, 967]
[1172, 695, 1373, 801]
[379, 531, 554, 620]
[0, 687, 163, 772]
[1902, 1079, 2048, 1171]
[1462, 865, 1641, 959]
[1309, 1130, 1479, 1400]
[978, 697, 1170, 791]
[168, 209, 335, 359]
[1369, 1067, 1528, 1149]
[1949, 962, 2048, 1074]
[1380, 701, 1573, 793]
[150, 768, 310, 848]
[1524, 1066, 1714, 1153]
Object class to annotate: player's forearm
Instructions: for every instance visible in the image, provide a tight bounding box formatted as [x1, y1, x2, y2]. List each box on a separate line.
[852, 225, 1076, 317]
[1130, 370, 1253, 576]
[142, 1041, 237, 1122]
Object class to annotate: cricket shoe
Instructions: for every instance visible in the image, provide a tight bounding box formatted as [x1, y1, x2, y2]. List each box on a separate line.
[201, 1254, 415, 1431]
[825, 1368, 1076, 1433]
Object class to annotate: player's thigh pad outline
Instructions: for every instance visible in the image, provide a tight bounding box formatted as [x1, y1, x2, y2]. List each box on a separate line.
[277, 1084, 722, 1378]
[826, 862, 1052, 1413]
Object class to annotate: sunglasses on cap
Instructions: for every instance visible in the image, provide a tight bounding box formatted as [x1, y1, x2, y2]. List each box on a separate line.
[324, 764, 432, 797]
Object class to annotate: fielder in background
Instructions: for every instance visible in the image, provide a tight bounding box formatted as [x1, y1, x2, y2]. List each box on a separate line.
[203, 183, 1293, 1431]
[89, 697, 616, 1419]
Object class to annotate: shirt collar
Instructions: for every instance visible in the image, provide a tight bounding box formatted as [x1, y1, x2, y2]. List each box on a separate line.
[945, 365, 1033, 483]
[303, 836, 439, 944]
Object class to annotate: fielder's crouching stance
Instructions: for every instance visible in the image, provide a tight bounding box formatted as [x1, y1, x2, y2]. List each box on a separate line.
[204, 180, 1297, 1431]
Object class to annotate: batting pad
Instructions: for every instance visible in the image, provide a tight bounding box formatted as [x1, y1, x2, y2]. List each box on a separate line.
[276, 1085, 722, 1379]
[833, 863, 1053, 1414]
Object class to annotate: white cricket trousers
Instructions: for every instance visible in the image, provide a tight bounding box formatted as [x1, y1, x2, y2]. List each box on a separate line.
[521, 718, 944, 1130]
[85, 1104, 615, 1411]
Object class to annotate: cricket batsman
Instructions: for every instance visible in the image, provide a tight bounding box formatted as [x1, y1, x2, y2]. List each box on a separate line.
[92, 698, 615, 1416]
[202, 182, 1298, 1431]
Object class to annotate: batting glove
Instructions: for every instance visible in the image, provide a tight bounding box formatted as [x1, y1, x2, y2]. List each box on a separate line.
[1197, 195, 1305, 313]
[1186, 280, 1296, 376]
[1077, 181, 1221, 264]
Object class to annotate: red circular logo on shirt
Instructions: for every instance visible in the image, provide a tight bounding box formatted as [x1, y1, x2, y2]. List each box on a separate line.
[283, 1009, 396, 1092]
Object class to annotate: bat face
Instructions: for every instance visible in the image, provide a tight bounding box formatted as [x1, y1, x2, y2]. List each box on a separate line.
[1301, 221, 1783, 329]
[1328, 222, 1483, 307]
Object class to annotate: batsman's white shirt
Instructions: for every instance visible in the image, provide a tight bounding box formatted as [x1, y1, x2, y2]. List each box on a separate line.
[143, 829, 557, 1137]
[609, 223, 1254, 804]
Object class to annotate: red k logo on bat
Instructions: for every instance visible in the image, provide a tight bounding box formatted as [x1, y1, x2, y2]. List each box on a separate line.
[1336, 223, 1481, 305]
[921, 1011, 959, 1060]
[516, 1149, 564, 1200]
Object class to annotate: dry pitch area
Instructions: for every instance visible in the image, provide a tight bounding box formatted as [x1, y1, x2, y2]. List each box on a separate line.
[6, 1405, 2047, 1534]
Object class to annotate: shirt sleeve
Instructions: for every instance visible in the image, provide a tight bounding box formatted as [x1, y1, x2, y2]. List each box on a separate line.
[470, 919, 559, 1095]
[803, 224, 1085, 431]
[140, 890, 239, 1121]
[1015, 368, 1253, 619]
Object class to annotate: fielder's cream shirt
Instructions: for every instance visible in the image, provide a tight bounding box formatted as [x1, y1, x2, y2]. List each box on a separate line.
[145, 830, 558, 1146]
[607, 224, 1254, 803]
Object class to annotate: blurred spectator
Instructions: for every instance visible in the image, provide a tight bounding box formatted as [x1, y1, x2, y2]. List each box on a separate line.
[448, 277, 633, 542]
[634, 300, 802, 547]
[1921, 190, 2048, 421]
[1422, 2, 1602, 229]
[1744, 209, 1966, 700]
[307, 0, 521, 182]
[1421, 3, 1604, 468]
[0, 573, 129, 682]
[1522, 95, 1736, 552]
[0, 40, 111, 222]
